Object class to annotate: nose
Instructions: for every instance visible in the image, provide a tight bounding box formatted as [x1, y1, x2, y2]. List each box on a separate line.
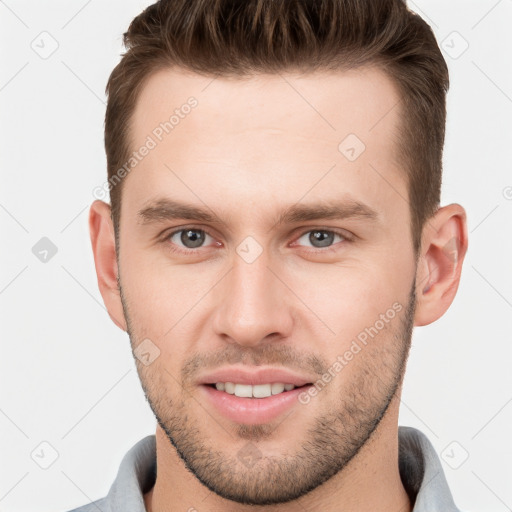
[211, 249, 294, 348]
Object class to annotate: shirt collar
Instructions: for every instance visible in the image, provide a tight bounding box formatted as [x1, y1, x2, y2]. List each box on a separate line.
[102, 426, 459, 511]
[398, 426, 460, 511]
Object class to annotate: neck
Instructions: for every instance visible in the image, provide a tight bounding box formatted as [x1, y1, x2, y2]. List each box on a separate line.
[144, 394, 411, 512]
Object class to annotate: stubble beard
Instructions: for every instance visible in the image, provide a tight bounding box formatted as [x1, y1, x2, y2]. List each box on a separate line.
[120, 281, 416, 506]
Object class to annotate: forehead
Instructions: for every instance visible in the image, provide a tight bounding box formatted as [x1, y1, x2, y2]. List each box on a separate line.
[122, 65, 406, 229]
[132, 65, 402, 146]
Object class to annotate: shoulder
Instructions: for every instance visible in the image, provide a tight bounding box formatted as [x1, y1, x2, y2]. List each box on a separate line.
[63, 496, 109, 512]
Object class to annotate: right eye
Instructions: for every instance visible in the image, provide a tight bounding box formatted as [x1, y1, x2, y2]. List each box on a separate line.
[163, 227, 220, 254]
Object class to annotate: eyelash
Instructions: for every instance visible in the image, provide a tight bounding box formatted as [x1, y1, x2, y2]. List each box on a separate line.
[161, 226, 353, 256]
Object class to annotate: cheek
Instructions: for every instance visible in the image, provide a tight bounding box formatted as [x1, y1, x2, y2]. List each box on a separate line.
[121, 248, 213, 323]
[290, 261, 410, 343]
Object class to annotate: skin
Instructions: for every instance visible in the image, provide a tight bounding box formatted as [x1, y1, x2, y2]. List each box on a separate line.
[89, 65, 468, 512]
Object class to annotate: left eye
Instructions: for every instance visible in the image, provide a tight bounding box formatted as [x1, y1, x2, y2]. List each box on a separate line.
[295, 229, 345, 249]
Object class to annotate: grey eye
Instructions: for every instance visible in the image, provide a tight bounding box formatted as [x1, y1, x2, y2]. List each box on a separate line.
[171, 229, 212, 249]
[297, 230, 343, 248]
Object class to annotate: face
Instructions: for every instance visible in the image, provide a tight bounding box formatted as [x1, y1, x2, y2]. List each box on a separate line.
[117, 66, 418, 505]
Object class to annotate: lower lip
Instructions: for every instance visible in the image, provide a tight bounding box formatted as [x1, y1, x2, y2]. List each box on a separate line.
[200, 384, 312, 425]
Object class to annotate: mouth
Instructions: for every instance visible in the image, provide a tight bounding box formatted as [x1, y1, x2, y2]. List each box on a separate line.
[200, 382, 315, 425]
[203, 382, 312, 398]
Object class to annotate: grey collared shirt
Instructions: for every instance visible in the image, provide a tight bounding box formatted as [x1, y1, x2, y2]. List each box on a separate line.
[66, 426, 460, 511]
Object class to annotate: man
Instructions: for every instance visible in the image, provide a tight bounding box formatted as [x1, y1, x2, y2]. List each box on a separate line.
[71, 0, 468, 510]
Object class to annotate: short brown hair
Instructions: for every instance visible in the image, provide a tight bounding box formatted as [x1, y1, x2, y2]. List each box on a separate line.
[104, 0, 449, 253]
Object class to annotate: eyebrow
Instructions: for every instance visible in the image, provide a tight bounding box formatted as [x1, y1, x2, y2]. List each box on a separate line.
[137, 197, 379, 227]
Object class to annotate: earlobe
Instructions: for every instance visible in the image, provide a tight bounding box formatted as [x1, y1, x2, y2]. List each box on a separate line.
[89, 200, 128, 332]
[414, 204, 468, 327]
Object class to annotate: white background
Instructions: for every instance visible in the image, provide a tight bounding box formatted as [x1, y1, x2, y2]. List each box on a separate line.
[1, 1, 511, 511]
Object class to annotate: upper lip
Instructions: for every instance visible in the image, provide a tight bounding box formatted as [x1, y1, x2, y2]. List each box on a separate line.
[198, 367, 314, 387]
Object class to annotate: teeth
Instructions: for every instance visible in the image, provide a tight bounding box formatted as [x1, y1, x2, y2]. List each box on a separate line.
[214, 382, 298, 398]
[271, 383, 285, 395]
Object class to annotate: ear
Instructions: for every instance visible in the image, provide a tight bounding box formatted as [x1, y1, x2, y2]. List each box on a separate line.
[89, 199, 127, 332]
[414, 203, 468, 326]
